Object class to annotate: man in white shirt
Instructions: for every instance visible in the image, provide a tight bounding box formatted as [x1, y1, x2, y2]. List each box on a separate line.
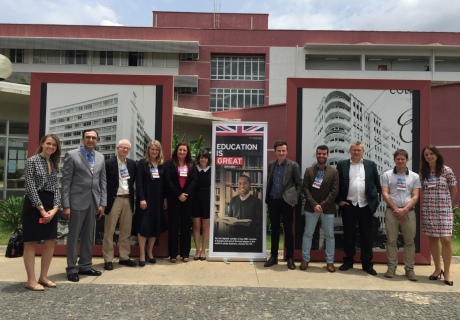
[381, 149, 421, 281]
[336, 141, 381, 275]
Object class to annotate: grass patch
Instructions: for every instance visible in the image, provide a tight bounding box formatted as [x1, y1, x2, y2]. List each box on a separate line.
[0, 221, 15, 246]
[452, 236, 460, 256]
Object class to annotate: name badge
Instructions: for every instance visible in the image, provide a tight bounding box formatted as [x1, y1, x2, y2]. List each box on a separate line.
[396, 178, 406, 190]
[179, 166, 188, 177]
[312, 177, 323, 189]
[150, 167, 160, 179]
[120, 168, 130, 180]
[427, 175, 436, 188]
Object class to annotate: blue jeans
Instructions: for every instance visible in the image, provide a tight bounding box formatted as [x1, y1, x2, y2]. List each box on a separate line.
[302, 211, 335, 263]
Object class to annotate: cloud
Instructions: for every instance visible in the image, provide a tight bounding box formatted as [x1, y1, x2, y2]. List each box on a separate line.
[2, 0, 121, 26]
[267, 0, 460, 32]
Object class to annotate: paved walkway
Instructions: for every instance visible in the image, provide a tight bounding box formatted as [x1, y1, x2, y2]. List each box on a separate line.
[1, 250, 459, 319]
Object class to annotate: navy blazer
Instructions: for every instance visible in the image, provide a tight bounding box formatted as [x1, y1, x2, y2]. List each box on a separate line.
[336, 159, 382, 213]
[105, 156, 137, 214]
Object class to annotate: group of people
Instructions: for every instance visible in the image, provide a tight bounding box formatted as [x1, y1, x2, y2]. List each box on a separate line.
[263, 140, 457, 287]
[21, 130, 212, 290]
[20, 131, 457, 291]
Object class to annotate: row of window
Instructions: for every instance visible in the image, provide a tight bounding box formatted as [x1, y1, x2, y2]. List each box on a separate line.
[50, 107, 118, 125]
[50, 100, 117, 117]
[2, 49, 179, 67]
[211, 56, 265, 81]
[209, 88, 265, 112]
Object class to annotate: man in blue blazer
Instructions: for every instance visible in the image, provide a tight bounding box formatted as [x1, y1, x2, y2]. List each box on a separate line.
[61, 129, 107, 282]
[336, 141, 381, 275]
[102, 139, 137, 270]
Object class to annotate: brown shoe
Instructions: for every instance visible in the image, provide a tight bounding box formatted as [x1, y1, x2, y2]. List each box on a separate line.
[300, 260, 309, 270]
[327, 263, 336, 273]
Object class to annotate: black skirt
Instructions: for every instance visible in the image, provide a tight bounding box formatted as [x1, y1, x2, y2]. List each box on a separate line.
[22, 191, 58, 242]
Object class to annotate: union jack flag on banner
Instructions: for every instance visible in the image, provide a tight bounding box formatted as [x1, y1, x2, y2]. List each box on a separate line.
[215, 124, 265, 136]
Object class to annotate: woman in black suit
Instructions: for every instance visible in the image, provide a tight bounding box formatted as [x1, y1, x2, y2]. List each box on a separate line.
[164, 142, 197, 262]
[192, 149, 211, 261]
[135, 140, 167, 266]
[22, 134, 61, 291]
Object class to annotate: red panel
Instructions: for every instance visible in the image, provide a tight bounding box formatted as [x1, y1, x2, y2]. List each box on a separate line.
[29, 73, 174, 257]
[286, 78, 432, 265]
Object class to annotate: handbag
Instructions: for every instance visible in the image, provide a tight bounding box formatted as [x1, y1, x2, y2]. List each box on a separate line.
[5, 227, 24, 258]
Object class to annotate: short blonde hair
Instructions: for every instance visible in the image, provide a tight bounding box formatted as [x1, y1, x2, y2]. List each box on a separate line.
[144, 140, 164, 165]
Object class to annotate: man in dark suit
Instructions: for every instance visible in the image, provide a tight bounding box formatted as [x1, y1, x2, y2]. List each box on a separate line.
[264, 140, 302, 270]
[61, 129, 107, 282]
[336, 141, 381, 275]
[102, 139, 137, 270]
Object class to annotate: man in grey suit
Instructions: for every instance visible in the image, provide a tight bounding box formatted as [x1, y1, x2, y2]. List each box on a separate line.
[61, 129, 107, 282]
[336, 141, 381, 276]
[264, 140, 302, 270]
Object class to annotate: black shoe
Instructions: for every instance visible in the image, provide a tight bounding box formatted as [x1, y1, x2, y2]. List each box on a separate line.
[119, 259, 137, 267]
[429, 270, 443, 280]
[139, 260, 146, 267]
[78, 268, 102, 276]
[287, 258, 296, 270]
[67, 273, 79, 282]
[148, 258, 156, 264]
[444, 280, 454, 286]
[363, 268, 377, 276]
[104, 262, 113, 271]
[339, 263, 353, 271]
[264, 256, 278, 267]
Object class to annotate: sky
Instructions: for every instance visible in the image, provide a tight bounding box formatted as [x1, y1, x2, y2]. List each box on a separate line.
[2, 0, 460, 32]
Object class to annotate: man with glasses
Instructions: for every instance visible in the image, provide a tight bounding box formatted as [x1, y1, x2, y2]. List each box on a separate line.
[62, 129, 107, 282]
[102, 139, 137, 270]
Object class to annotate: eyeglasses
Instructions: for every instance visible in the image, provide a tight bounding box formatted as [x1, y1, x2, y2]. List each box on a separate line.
[118, 146, 130, 150]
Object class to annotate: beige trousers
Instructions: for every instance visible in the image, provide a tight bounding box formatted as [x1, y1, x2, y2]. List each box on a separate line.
[102, 197, 133, 262]
[385, 207, 416, 269]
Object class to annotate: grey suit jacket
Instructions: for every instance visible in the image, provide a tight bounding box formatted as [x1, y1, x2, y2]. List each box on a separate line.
[336, 159, 381, 213]
[266, 158, 302, 206]
[61, 147, 107, 211]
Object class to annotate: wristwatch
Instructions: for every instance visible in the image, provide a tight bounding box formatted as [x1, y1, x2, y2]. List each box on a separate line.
[36, 205, 45, 211]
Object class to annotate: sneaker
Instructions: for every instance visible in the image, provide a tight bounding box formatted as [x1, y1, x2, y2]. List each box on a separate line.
[384, 267, 396, 278]
[405, 268, 417, 281]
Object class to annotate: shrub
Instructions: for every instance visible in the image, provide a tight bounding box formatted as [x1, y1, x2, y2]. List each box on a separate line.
[453, 205, 460, 238]
[0, 196, 24, 229]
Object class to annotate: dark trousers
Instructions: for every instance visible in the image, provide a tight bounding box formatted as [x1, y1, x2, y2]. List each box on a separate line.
[341, 203, 373, 269]
[268, 198, 294, 259]
[168, 198, 192, 258]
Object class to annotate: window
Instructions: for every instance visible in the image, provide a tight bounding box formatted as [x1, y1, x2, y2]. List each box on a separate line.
[211, 56, 265, 80]
[152, 53, 178, 67]
[65, 50, 87, 64]
[179, 87, 198, 94]
[180, 53, 199, 61]
[33, 50, 61, 64]
[10, 49, 24, 63]
[100, 51, 114, 65]
[210, 88, 264, 111]
[128, 52, 144, 66]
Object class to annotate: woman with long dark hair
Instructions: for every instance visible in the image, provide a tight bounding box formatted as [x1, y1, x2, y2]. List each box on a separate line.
[22, 134, 61, 291]
[420, 145, 457, 285]
[164, 142, 197, 262]
[134, 140, 167, 266]
[192, 149, 211, 260]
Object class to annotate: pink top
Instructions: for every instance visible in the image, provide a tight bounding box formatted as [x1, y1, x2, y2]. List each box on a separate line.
[178, 165, 188, 189]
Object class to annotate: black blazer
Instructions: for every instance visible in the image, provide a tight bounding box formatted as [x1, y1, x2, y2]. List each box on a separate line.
[164, 159, 197, 199]
[105, 156, 137, 214]
[336, 159, 382, 213]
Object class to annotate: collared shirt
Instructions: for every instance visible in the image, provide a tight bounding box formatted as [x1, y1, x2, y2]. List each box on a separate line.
[117, 156, 129, 195]
[381, 167, 421, 207]
[316, 165, 326, 180]
[270, 159, 286, 199]
[347, 158, 367, 207]
[80, 146, 95, 172]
